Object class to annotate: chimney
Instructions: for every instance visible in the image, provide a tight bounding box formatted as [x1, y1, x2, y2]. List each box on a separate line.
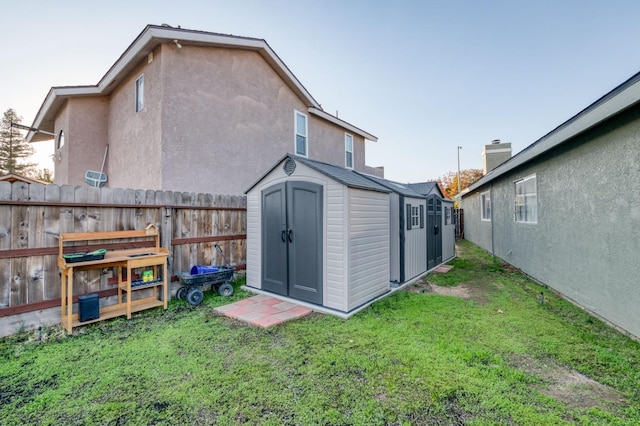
[482, 139, 512, 175]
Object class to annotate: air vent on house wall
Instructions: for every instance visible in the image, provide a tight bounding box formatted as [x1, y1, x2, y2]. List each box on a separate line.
[283, 158, 296, 176]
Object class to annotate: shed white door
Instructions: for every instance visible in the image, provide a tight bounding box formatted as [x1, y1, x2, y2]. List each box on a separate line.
[261, 181, 323, 305]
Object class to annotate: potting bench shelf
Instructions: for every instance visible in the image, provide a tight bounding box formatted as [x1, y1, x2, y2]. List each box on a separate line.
[58, 225, 169, 334]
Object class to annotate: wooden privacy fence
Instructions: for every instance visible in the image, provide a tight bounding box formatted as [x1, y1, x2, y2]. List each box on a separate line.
[0, 181, 246, 317]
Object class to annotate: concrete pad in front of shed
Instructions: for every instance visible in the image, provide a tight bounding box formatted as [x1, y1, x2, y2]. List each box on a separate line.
[214, 295, 313, 328]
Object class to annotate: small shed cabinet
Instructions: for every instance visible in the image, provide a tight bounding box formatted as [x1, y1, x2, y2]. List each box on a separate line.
[246, 155, 391, 314]
[361, 175, 428, 284]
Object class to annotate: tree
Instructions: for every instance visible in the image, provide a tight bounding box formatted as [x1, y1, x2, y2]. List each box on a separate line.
[439, 168, 484, 198]
[33, 168, 54, 183]
[0, 108, 36, 176]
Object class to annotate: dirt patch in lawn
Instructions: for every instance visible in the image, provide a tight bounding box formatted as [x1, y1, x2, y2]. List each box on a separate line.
[511, 354, 626, 410]
[406, 278, 490, 305]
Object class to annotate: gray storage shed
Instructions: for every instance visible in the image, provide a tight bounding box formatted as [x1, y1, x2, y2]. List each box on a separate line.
[359, 175, 428, 284]
[245, 155, 392, 315]
[407, 182, 457, 267]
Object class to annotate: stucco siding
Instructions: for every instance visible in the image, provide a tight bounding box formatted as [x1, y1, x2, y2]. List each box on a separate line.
[462, 191, 493, 252]
[108, 48, 163, 190]
[463, 104, 640, 338]
[53, 104, 70, 185]
[54, 98, 109, 187]
[153, 44, 374, 195]
[347, 188, 389, 310]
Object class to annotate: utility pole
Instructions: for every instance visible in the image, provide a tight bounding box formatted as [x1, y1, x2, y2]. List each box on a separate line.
[457, 146, 462, 196]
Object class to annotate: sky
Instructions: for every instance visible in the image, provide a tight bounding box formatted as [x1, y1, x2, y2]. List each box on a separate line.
[2, 0, 640, 183]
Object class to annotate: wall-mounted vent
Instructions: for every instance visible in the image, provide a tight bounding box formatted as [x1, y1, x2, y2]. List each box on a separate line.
[283, 158, 296, 176]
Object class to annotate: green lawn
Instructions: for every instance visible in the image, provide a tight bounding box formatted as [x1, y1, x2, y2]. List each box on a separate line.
[1, 240, 639, 425]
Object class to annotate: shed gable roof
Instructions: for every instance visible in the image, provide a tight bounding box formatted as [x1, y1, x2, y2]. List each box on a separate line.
[27, 25, 377, 143]
[358, 174, 425, 198]
[245, 154, 390, 194]
[406, 181, 445, 198]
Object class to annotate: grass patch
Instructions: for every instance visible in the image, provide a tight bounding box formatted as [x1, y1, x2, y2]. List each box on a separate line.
[1, 242, 639, 425]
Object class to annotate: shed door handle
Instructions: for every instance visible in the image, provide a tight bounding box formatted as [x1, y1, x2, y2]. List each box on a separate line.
[281, 230, 287, 243]
[287, 229, 293, 243]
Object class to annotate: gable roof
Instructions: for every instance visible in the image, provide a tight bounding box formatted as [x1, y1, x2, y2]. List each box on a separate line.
[358, 174, 425, 198]
[0, 173, 47, 184]
[464, 69, 640, 195]
[27, 25, 377, 143]
[245, 154, 390, 194]
[406, 181, 446, 198]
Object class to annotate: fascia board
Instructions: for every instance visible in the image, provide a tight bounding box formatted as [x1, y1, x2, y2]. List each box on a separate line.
[465, 77, 640, 195]
[308, 107, 378, 141]
[27, 86, 100, 142]
[97, 26, 320, 108]
[28, 25, 323, 141]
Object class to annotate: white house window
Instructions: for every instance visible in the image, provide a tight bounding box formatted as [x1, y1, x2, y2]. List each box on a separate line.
[515, 174, 537, 223]
[480, 191, 491, 221]
[57, 130, 65, 150]
[345, 133, 353, 168]
[135, 75, 144, 112]
[295, 111, 307, 156]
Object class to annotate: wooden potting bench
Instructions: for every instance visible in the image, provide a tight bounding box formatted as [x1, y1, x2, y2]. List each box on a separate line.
[57, 224, 169, 334]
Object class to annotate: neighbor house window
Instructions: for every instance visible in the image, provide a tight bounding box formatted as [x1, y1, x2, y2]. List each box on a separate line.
[406, 204, 424, 230]
[480, 191, 491, 221]
[135, 75, 144, 112]
[295, 111, 307, 156]
[345, 133, 354, 168]
[514, 174, 537, 223]
[57, 130, 65, 149]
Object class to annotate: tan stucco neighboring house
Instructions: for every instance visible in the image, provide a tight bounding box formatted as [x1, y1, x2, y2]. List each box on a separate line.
[26, 24, 382, 194]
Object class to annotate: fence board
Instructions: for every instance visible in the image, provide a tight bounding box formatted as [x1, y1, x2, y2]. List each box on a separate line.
[27, 184, 45, 303]
[0, 182, 247, 318]
[44, 185, 61, 300]
[0, 183, 10, 307]
[10, 183, 29, 305]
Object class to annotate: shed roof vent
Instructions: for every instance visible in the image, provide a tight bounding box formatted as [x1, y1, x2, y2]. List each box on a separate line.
[283, 157, 296, 176]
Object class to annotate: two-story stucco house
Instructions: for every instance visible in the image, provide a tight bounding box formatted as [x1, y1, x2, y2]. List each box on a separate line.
[26, 25, 382, 194]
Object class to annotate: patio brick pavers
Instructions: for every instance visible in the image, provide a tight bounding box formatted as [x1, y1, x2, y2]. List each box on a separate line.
[214, 295, 313, 328]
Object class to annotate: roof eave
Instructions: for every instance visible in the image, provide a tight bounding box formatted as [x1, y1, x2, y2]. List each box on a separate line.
[27, 86, 101, 142]
[28, 25, 323, 141]
[308, 107, 378, 141]
[464, 71, 640, 195]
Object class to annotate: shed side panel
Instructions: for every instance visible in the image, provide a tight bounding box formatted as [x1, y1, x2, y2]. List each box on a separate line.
[389, 194, 400, 283]
[324, 182, 347, 311]
[246, 190, 261, 288]
[347, 189, 389, 310]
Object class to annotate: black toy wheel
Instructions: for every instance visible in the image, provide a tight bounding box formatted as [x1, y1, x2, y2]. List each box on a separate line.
[186, 287, 204, 306]
[176, 286, 189, 300]
[218, 282, 234, 297]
